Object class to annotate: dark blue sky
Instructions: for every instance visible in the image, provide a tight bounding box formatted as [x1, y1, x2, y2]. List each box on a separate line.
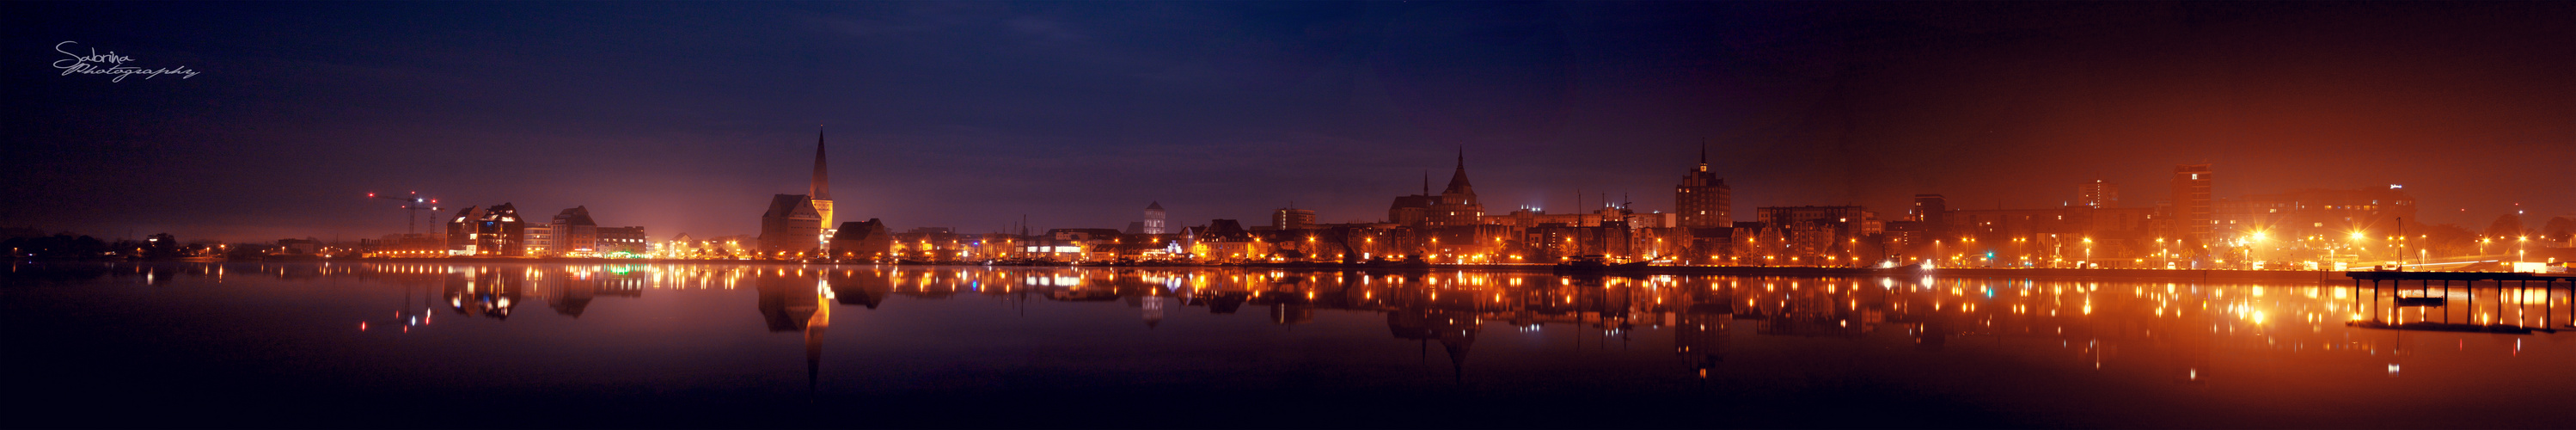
[7, 2, 2571, 242]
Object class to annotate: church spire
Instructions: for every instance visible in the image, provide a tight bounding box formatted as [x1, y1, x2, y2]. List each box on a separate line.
[1442, 147, 1473, 194]
[1697, 138, 1709, 172]
[811, 126, 830, 200]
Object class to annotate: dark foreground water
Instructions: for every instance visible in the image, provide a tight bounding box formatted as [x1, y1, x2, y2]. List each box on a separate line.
[6, 262, 2573, 428]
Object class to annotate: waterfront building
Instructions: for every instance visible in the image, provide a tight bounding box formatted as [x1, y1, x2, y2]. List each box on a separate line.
[829, 219, 891, 262]
[1750, 206, 1882, 266]
[967, 233, 1033, 261]
[552, 206, 599, 256]
[523, 222, 554, 256]
[705, 235, 756, 258]
[759, 194, 823, 255]
[1105, 233, 1191, 261]
[444, 204, 526, 256]
[2213, 187, 2416, 264]
[895, 227, 969, 261]
[1199, 219, 1251, 241]
[1944, 206, 2158, 267]
[662, 232, 695, 258]
[1031, 228, 1123, 261]
[1524, 219, 1631, 261]
[1633, 225, 1689, 261]
[1196, 239, 1274, 262]
[597, 226, 646, 256]
[1675, 145, 1732, 229]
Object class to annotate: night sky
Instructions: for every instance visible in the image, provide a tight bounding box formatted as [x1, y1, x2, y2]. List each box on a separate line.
[7, 2, 2570, 243]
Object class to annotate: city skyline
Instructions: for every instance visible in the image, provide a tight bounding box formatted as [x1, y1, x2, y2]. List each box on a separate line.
[8, 2, 2573, 243]
[12, 3, 2576, 427]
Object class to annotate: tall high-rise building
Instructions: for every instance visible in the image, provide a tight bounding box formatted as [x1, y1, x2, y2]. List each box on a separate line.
[1425, 150, 1484, 227]
[1912, 194, 1948, 224]
[1675, 144, 1732, 229]
[809, 127, 835, 241]
[2171, 164, 2213, 244]
[2078, 180, 2120, 208]
[760, 194, 823, 254]
[1141, 202, 1167, 235]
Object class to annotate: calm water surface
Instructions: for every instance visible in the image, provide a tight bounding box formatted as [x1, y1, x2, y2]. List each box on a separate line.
[7, 262, 2573, 428]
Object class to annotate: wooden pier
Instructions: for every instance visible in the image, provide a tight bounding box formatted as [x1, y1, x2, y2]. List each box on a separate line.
[2344, 271, 2576, 334]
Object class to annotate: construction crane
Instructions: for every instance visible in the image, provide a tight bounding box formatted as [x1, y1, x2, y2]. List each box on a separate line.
[366, 191, 443, 235]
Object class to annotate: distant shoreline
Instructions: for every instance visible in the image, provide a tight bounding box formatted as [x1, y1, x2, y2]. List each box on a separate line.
[33, 257, 2388, 284]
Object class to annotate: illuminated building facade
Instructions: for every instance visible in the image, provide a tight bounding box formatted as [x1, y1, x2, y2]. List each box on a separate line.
[894, 227, 967, 261]
[523, 222, 554, 255]
[2212, 187, 2416, 264]
[1675, 146, 1731, 229]
[829, 219, 890, 261]
[1525, 220, 1631, 261]
[597, 226, 646, 255]
[552, 206, 599, 255]
[1945, 206, 2158, 266]
[759, 194, 823, 255]
[444, 204, 526, 256]
[1749, 206, 1882, 265]
[1035, 229, 1123, 261]
[2171, 164, 2213, 247]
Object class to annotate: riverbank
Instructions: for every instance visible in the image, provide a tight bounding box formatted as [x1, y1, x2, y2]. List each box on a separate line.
[302, 257, 2369, 283]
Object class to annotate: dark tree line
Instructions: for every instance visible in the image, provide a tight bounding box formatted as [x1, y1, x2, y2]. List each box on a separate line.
[3, 234, 113, 259]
